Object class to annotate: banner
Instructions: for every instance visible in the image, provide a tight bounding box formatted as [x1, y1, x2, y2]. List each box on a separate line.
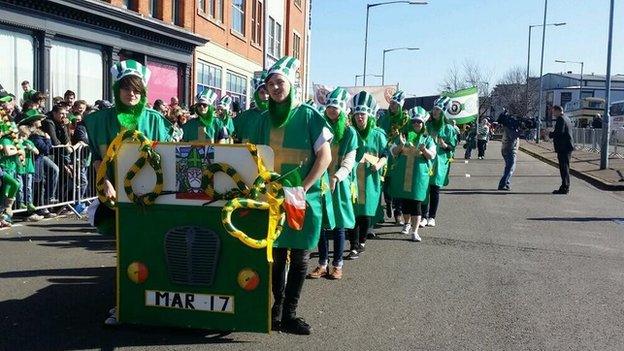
[313, 84, 398, 110]
[442, 86, 479, 125]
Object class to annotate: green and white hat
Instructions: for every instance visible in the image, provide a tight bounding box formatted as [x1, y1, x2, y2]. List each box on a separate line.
[110, 60, 151, 86]
[217, 95, 232, 109]
[196, 88, 217, 105]
[265, 56, 300, 85]
[325, 87, 350, 115]
[252, 70, 268, 92]
[0, 84, 14, 103]
[18, 109, 47, 126]
[408, 106, 430, 123]
[351, 91, 378, 118]
[391, 90, 406, 107]
[433, 95, 451, 110]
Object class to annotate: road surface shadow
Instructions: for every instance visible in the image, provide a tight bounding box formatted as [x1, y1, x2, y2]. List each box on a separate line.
[0, 234, 115, 252]
[527, 217, 624, 222]
[0, 267, 245, 351]
[445, 191, 553, 195]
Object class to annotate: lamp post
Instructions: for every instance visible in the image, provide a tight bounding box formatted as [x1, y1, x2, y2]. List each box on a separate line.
[382, 47, 419, 85]
[601, 0, 615, 170]
[355, 74, 383, 86]
[554, 60, 584, 99]
[363, 1, 427, 86]
[526, 22, 566, 119]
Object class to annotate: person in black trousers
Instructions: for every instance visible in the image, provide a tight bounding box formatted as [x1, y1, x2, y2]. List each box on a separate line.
[548, 105, 574, 194]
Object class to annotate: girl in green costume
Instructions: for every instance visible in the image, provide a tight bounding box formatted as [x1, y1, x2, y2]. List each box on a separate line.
[181, 88, 224, 143]
[377, 90, 408, 224]
[346, 91, 388, 260]
[216, 95, 235, 141]
[307, 87, 357, 281]
[389, 107, 436, 242]
[421, 96, 458, 228]
[0, 122, 22, 225]
[255, 56, 333, 335]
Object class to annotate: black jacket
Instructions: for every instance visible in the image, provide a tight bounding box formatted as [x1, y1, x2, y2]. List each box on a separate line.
[549, 116, 574, 153]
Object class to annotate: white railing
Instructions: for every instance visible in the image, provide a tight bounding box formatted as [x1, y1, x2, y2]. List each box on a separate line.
[571, 128, 624, 158]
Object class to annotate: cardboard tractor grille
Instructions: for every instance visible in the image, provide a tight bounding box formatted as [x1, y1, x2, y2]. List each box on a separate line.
[115, 143, 276, 333]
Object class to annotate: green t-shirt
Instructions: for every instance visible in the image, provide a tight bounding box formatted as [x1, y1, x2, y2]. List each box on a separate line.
[0, 137, 18, 174]
[328, 126, 358, 229]
[23, 139, 37, 174]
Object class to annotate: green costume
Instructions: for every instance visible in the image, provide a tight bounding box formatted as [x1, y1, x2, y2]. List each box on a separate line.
[353, 123, 387, 217]
[327, 120, 358, 229]
[389, 133, 434, 201]
[426, 118, 458, 187]
[377, 106, 409, 142]
[253, 99, 334, 250]
[181, 111, 223, 142]
[22, 139, 36, 174]
[219, 113, 235, 137]
[233, 108, 265, 143]
[0, 137, 18, 175]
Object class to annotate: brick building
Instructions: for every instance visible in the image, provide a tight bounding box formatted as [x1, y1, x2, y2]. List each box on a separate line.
[0, 0, 311, 109]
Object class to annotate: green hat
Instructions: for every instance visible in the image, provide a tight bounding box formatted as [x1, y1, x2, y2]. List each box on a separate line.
[325, 87, 351, 115]
[391, 90, 406, 107]
[0, 84, 14, 103]
[408, 106, 430, 123]
[265, 56, 300, 85]
[196, 88, 217, 105]
[351, 91, 378, 118]
[433, 96, 451, 111]
[217, 95, 232, 109]
[18, 109, 46, 126]
[110, 60, 151, 86]
[252, 70, 268, 92]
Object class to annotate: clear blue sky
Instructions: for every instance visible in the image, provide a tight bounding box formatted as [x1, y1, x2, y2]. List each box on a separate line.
[310, 0, 623, 96]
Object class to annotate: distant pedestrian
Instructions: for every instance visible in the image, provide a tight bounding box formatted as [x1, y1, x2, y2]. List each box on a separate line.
[591, 114, 603, 129]
[497, 110, 520, 191]
[476, 117, 490, 159]
[549, 105, 574, 194]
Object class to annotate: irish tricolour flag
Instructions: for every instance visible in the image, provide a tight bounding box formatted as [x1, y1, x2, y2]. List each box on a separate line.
[280, 168, 306, 231]
[443, 86, 479, 125]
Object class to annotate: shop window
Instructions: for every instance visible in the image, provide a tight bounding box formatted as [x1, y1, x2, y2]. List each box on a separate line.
[232, 0, 245, 35]
[226, 71, 247, 109]
[50, 41, 103, 105]
[0, 29, 34, 102]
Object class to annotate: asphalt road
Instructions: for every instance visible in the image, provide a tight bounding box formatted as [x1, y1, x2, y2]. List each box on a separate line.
[2, 141, 624, 351]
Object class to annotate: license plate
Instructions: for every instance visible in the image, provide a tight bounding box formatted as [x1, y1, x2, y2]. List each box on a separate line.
[145, 290, 234, 313]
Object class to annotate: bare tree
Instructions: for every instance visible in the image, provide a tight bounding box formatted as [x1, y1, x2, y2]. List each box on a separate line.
[439, 62, 467, 92]
[491, 66, 539, 118]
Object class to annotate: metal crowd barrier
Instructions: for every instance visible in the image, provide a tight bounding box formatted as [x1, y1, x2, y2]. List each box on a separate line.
[571, 128, 624, 158]
[12, 144, 97, 218]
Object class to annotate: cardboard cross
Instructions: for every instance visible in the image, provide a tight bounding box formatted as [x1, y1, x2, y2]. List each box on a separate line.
[269, 126, 309, 173]
[402, 147, 420, 193]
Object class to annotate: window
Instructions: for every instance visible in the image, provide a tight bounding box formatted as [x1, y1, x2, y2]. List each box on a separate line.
[0, 29, 34, 101]
[172, 0, 181, 25]
[149, 0, 159, 17]
[121, 0, 136, 10]
[196, 61, 222, 100]
[267, 17, 282, 58]
[50, 41, 103, 105]
[232, 0, 245, 35]
[560, 92, 572, 108]
[201, 0, 224, 23]
[581, 91, 594, 99]
[251, 0, 262, 45]
[292, 32, 301, 60]
[226, 71, 248, 109]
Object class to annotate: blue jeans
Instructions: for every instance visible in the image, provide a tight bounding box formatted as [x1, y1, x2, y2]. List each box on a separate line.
[318, 228, 345, 268]
[17, 173, 33, 205]
[42, 156, 59, 201]
[498, 150, 517, 188]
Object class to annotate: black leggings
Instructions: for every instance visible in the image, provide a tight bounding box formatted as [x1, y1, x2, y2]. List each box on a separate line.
[272, 248, 309, 321]
[401, 198, 422, 216]
[347, 216, 371, 248]
[421, 185, 440, 219]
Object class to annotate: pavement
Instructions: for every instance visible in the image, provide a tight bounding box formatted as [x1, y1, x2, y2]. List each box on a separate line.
[2, 141, 624, 351]
[520, 140, 624, 190]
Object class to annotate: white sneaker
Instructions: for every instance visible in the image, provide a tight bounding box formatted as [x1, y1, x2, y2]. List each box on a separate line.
[419, 219, 427, 228]
[400, 223, 412, 235]
[411, 231, 422, 242]
[427, 218, 436, 227]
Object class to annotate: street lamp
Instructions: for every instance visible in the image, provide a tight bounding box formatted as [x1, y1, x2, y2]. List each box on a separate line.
[554, 59, 584, 98]
[355, 74, 383, 86]
[601, 0, 615, 170]
[526, 21, 566, 119]
[382, 47, 419, 85]
[362, 1, 427, 86]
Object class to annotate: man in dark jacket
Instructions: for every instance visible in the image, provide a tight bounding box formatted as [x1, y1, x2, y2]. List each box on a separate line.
[548, 105, 574, 194]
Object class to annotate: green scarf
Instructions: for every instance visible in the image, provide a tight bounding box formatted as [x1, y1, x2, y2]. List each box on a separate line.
[197, 105, 216, 127]
[326, 111, 347, 144]
[254, 91, 269, 111]
[353, 116, 375, 140]
[268, 86, 297, 128]
[407, 126, 426, 146]
[390, 106, 408, 126]
[113, 82, 146, 130]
